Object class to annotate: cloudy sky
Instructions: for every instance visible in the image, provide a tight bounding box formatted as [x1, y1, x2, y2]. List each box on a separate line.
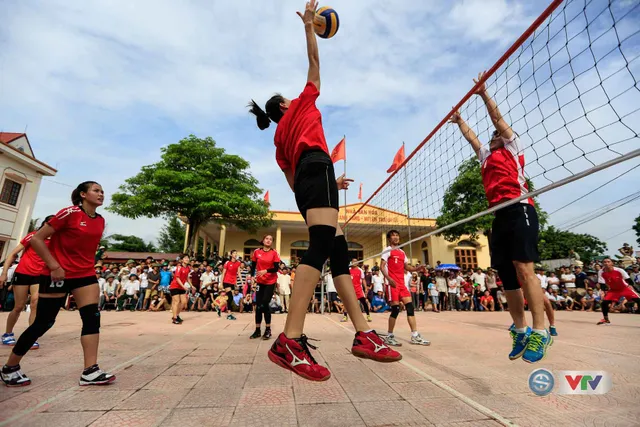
[1, 0, 638, 255]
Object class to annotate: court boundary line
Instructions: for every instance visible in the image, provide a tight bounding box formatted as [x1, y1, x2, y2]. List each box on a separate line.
[323, 315, 518, 427]
[0, 316, 222, 427]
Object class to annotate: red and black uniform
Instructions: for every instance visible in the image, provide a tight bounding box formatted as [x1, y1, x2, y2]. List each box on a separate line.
[40, 206, 105, 294]
[598, 267, 640, 322]
[274, 82, 338, 220]
[223, 260, 241, 289]
[13, 232, 49, 285]
[252, 248, 281, 325]
[170, 265, 190, 296]
[382, 247, 411, 303]
[477, 134, 539, 291]
[344, 265, 369, 316]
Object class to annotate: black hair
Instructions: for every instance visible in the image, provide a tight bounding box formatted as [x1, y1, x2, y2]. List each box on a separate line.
[247, 95, 285, 130]
[386, 229, 400, 239]
[71, 181, 99, 206]
[40, 215, 55, 230]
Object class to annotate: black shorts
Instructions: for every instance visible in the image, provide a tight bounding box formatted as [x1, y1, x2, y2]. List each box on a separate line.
[491, 203, 539, 290]
[293, 150, 339, 221]
[170, 288, 186, 296]
[39, 275, 97, 294]
[256, 283, 276, 306]
[222, 282, 236, 290]
[12, 273, 40, 286]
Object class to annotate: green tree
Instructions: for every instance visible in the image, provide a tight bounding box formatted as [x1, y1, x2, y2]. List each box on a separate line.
[157, 217, 186, 253]
[107, 135, 272, 251]
[28, 218, 39, 233]
[633, 214, 640, 246]
[436, 157, 547, 242]
[538, 226, 607, 263]
[105, 234, 156, 252]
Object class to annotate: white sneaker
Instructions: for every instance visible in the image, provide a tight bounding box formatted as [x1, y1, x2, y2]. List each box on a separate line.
[79, 365, 116, 386]
[1, 365, 31, 387]
[383, 334, 402, 347]
[410, 333, 431, 346]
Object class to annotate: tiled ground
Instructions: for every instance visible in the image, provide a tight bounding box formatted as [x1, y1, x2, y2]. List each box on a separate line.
[0, 309, 638, 426]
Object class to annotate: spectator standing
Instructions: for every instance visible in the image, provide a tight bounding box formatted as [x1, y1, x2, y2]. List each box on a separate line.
[277, 268, 292, 313]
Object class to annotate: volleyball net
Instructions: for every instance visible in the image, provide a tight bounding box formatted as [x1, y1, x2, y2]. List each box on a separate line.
[343, 0, 640, 264]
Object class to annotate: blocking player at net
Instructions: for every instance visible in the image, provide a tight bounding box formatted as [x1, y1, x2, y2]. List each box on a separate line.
[596, 257, 640, 325]
[380, 230, 430, 347]
[449, 71, 551, 363]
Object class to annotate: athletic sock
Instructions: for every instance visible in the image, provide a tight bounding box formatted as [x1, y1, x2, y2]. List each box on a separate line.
[514, 327, 528, 334]
[532, 328, 548, 337]
[363, 329, 373, 333]
[2, 364, 19, 373]
[83, 364, 99, 375]
[387, 332, 394, 337]
[411, 331, 419, 338]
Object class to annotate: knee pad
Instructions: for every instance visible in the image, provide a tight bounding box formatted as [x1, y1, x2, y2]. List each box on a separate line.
[405, 302, 415, 317]
[390, 305, 400, 319]
[12, 297, 64, 356]
[79, 304, 100, 336]
[300, 225, 336, 271]
[329, 235, 350, 277]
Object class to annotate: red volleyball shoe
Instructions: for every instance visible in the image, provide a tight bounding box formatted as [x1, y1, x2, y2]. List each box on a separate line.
[268, 333, 331, 382]
[351, 330, 403, 362]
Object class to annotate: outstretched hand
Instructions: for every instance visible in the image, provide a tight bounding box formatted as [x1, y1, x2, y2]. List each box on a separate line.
[473, 71, 488, 95]
[336, 174, 354, 190]
[448, 109, 462, 124]
[296, 0, 318, 25]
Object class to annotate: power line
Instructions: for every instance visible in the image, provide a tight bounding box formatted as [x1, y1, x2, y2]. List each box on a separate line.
[555, 190, 640, 229]
[547, 162, 640, 216]
[602, 228, 632, 241]
[560, 192, 640, 232]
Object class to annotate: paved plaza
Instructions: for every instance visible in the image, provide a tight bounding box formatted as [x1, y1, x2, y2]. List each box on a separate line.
[0, 309, 638, 426]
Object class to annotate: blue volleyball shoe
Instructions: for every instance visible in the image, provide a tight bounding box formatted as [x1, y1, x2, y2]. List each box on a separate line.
[1, 333, 15, 346]
[522, 330, 553, 364]
[508, 323, 515, 332]
[549, 326, 558, 336]
[508, 327, 531, 360]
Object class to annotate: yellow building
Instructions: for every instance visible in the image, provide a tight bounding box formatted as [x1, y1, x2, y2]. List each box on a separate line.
[189, 203, 490, 270]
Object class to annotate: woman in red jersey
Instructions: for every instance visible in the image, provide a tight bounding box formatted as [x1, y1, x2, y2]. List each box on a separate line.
[248, 0, 401, 382]
[249, 235, 281, 340]
[169, 255, 190, 324]
[1, 182, 115, 387]
[220, 250, 242, 321]
[0, 215, 54, 349]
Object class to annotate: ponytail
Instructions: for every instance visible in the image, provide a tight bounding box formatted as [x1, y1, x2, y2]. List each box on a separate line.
[247, 94, 286, 130]
[71, 181, 99, 206]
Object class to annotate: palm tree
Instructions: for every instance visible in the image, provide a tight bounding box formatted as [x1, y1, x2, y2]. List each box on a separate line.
[27, 218, 39, 233]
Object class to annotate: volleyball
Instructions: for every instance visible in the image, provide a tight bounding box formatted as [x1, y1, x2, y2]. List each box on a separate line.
[313, 6, 339, 39]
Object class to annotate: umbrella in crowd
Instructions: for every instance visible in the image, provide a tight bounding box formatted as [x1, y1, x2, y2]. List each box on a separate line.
[435, 264, 460, 271]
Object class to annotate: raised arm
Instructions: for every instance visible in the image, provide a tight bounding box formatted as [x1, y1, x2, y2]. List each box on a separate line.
[297, 0, 320, 90]
[449, 111, 482, 156]
[474, 71, 514, 140]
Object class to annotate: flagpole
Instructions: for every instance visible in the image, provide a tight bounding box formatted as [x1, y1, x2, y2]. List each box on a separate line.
[402, 142, 413, 262]
[343, 135, 348, 241]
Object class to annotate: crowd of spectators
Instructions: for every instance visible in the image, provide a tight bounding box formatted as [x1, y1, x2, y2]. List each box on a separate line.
[2, 252, 639, 318]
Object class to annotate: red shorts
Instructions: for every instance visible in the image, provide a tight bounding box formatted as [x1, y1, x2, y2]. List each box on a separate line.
[353, 284, 365, 299]
[603, 287, 640, 302]
[389, 282, 411, 303]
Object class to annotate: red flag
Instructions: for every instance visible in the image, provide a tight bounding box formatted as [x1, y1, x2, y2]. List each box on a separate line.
[386, 144, 406, 173]
[330, 137, 346, 163]
[263, 191, 270, 204]
[358, 183, 363, 201]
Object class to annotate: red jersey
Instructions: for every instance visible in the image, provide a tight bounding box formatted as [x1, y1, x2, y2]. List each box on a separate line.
[274, 82, 329, 175]
[43, 206, 105, 279]
[598, 268, 630, 292]
[223, 260, 241, 285]
[478, 134, 533, 207]
[252, 248, 281, 285]
[15, 232, 49, 276]
[350, 266, 364, 288]
[170, 265, 190, 290]
[381, 246, 408, 286]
